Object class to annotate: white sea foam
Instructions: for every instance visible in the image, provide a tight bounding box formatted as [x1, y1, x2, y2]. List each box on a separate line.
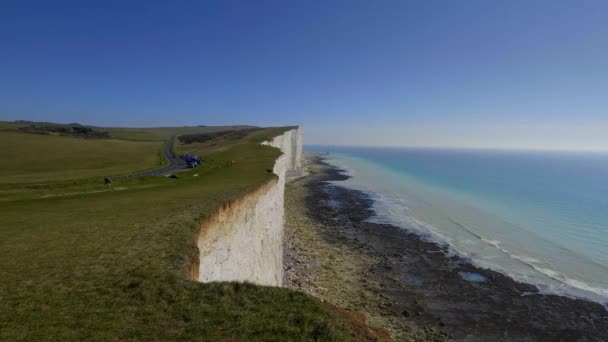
[532, 266, 608, 300]
[320, 153, 608, 304]
[408, 203, 608, 303]
[323, 157, 356, 177]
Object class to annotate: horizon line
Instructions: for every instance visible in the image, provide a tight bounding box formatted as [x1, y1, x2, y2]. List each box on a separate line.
[304, 143, 608, 153]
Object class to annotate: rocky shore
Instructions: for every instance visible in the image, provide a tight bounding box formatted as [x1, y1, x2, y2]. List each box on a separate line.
[283, 154, 608, 342]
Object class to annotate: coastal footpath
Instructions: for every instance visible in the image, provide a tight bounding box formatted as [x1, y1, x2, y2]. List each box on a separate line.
[193, 127, 303, 286]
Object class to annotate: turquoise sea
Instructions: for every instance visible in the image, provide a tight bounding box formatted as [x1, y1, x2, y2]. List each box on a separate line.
[306, 146, 608, 304]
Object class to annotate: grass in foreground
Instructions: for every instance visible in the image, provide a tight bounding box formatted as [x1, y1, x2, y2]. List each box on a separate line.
[0, 126, 372, 341]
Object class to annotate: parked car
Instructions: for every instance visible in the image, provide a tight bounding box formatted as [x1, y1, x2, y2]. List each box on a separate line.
[180, 154, 203, 168]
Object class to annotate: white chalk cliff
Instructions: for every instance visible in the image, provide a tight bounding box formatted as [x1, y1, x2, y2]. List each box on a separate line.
[192, 127, 303, 286]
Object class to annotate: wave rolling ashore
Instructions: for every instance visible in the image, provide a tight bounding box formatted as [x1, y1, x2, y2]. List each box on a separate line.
[284, 153, 608, 341]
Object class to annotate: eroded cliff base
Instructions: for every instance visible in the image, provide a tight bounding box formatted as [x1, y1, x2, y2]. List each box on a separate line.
[284, 154, 608, 342]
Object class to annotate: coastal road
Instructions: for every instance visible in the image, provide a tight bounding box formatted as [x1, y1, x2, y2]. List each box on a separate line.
[111, 135, 189, 180]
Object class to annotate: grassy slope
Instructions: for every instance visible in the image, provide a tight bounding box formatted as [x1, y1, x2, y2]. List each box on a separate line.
[0, 127, 361, 341]
[105, 125, 258, 141]
[0, 121, 254, 141]
[0, 132, 164, 184]
[175, 128, 266, 156]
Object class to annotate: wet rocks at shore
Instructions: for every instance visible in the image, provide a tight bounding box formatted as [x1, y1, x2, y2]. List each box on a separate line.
[283, 154, 608, 342]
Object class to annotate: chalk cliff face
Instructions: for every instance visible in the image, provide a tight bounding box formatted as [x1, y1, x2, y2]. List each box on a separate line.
[193, 127, 303, 286]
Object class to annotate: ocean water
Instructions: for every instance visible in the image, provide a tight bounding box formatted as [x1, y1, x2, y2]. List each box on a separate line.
[306, 146, 608, 304]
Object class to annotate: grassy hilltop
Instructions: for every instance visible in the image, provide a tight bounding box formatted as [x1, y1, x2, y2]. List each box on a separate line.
[0, 123, 381, 341]
[0, 132, 164, 184]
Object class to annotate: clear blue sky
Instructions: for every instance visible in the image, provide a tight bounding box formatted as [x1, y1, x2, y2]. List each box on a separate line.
[1, 1, 607, 149]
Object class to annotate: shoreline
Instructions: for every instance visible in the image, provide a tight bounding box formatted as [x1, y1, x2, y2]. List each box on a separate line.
[284, 153, 608, 341]
[324, 154, 608, 306]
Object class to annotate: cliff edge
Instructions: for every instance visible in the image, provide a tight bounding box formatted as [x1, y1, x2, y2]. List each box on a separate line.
[193, 127, 303, 286]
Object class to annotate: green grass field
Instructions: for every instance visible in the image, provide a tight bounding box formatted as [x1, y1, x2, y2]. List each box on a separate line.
[0, 132, 164, 184]
[0, 120, 257, 141]
[105, 125, 258, 141]
[0, 126, 368, 341]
